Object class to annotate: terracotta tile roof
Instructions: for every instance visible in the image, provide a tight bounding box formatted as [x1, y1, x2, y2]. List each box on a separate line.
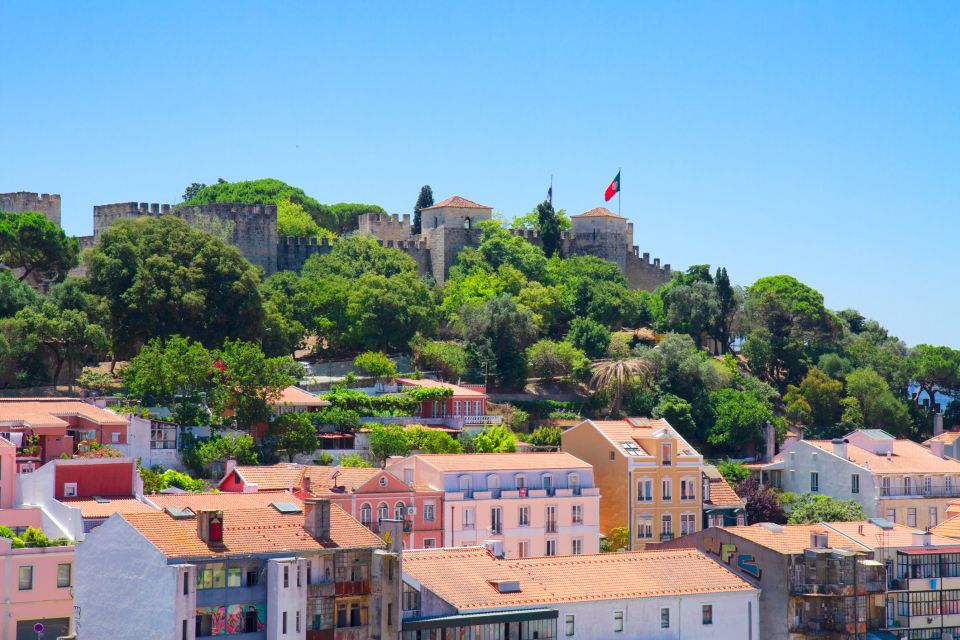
[575, 418, 701, 458]
[416, 452, 590, 473]
[60, 496, 158, 519]
[422, 196, 490, 211]
[307, 467, 381, 494]
[397, 378, 485, 398]
[121, 504, 384, 559]
[825, 521, 958, 548]
[716, 524, 869, 555]
[932, 514, 960, 539]
[805, 439, 960, 474]
[0, 399, 127, 430]
[403, 547, 755, 611]
[705, 477, 744, 509]
[225, 464, 306, 491]
[571, 207, 624, 219]
[925, 432, 960, 446]
[149, 490, 303, 512]
[275, 386, 329, 408]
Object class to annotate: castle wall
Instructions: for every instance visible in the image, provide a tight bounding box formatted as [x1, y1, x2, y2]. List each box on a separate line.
[357, 213, 413, 243]
[625, 248, 672, 290]
[0, 192, 61, 226]
[422, 226, 485, 285]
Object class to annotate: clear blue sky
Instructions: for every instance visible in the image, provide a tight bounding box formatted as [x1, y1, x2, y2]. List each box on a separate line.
[2, 2, 957, 347]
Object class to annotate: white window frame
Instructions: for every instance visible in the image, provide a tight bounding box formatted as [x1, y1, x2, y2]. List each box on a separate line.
[637, 515, 653, 540]
[63, 482, 78, 498]
[613, 609, 624, 633]
[661, 478, 672, 502]
[851, 474, 859, 494]
[545, 539, 557, 556]
[423, 503, 435, 522]
[637, 479, 653, 502]
[565, 614, 575, 637]
[519, 505, 530, 527]
[572, 538, 582, 555]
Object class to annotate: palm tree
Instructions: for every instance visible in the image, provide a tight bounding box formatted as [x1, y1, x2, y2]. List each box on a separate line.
[589, 359, 653, 417]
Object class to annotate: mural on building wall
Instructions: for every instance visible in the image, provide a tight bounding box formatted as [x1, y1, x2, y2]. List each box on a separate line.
[196, 604, 265, 635]
[703, 535, 762, 579]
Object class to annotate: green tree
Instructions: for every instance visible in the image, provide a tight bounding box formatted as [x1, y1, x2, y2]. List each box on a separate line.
[310, 407, 361, 433]
[122, 335, 215, 407]
[368, 424, 411, 466]
[527, 339, 588, 382]
[604, 526, 630, 552]
[75, 367, 116, 395]
[472, 424, 517, 453]
[783, 493, 866, 524]
[791, 368, 843, 432]
[85, 216, 265, 359]
[653, 393, 697, 434]
[845, 367, 911, 436]
[712, 267, 742, 354]
[0, 270, 38, 318]
[535, 200, 562, 257]
[413, 185, 434, 235]
[717, 459, 750, 483]
[182, 182, 208, 201]
[817, 353, 853, 380]
[405, 427, 462, 454]
[270, 412, 319, 462]
[277, 199, 336, 239]
[566, 317, 611, 359]
[659, 280, 719, 349]
[196, 434, 258, 468]
[411, 339, 468, 381]
[0, 211, 79, 283]
[339, 453, 373, 468]
[15, 303, 108, 388]
[708, 388, 777, 453]
[214, 339, 299, 429]
[474, 227, 548, 281]
[591, 359, 653, 417]
[353, 351, 397, 379]
[526, 425, 563, 448]
[907, 345, 960, 418]
[459, 295, 538, 389]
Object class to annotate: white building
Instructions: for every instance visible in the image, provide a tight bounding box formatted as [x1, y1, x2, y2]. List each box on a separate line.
[400, 546, 760, 640]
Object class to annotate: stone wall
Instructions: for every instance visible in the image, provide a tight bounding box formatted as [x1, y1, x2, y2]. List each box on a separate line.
[625, 248, 672, 290]
[0, 192, 61, 226]
[357, 212, 413, 243]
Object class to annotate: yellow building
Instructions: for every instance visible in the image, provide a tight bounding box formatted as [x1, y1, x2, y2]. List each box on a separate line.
[562, 418, 703, 549]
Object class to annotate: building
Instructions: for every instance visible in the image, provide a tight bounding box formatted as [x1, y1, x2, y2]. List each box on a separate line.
[923, 431, 960, 462]
[762, 430, 960, 530]
[702, 465, 747, 528]
[0, 398, 128, 469]
[395, 378, 497, 430]
[385, 452, 600, 559]
[217, 463, 444, 550]
[561, 417, 704, 549]
[400, 546, 760, 640]
[75, 498, 400, 640]
[652, 522, 888, 640]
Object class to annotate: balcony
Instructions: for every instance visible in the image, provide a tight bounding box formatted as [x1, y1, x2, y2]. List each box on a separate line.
[490, 526, 503, 535]
[880, 484, 960, 498]
[546, 521, 558, 534]
[309, 581, 337, 598]
[335, 580, 370, 596]
[660, 532, 674, 541]
[463, 522, 475, 530]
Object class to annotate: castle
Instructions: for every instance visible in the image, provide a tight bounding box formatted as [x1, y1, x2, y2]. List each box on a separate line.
[1, 192, 673, 290]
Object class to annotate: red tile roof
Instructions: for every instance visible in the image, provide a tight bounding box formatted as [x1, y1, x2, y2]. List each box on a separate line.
[924, 432, 960, 446]
[60, 496, 158, 518]
[825, 521, 957, 548]
[422, 196, 490, 211]
[149, 490, 303, 512]
[705, 477, 745, 509]
[805, 438, 960, 474]
[121, 504, 384, 558]
[416, 452, 591, 472]
[275, 386, 329, 408]
[715, 524, 869, 555]
[225, 464, 306, 491]
[403, 547, 755, 610]
[571, 207, 624, 219]
[0, 399, 127, 430]
[397, 377, 485, 398]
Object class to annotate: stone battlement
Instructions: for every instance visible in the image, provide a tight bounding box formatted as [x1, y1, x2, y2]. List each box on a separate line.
[357, 212, 412, 243]
[0, 192, 62, 226]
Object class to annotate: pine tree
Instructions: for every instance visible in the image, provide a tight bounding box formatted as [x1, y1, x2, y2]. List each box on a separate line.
[536, 200, 561, 257]
[413, 185, 434, 235]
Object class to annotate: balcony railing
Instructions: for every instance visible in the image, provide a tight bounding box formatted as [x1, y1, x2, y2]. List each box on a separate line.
[463, 522, 475, 530]
[490, 525, 503, 535]
[335, 580, 370, 596]
[880, 484, 960, 498]
[546, 521, 558, 534]
[308, 581, 336, 598]
[660, 532, 674, 541]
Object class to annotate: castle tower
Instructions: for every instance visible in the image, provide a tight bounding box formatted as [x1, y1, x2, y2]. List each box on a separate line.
[419, 195, 493, 284]
[0, 192, 62, 227]
[570, 206, 630, 272]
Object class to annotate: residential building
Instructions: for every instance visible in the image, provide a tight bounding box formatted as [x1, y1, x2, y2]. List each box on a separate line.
[924, 431, 960, 462]
[217, 463, 444, 550]
[0, 398, 128, 469]
[653, 522, 888, 640]
[75, 498, 400, 640]
[702, 465, 747, 528]
[246, 386, 330, 440]
[394, 378, 495, 428]
[386, 453, 600, 559]
[561, 417, 704, 549]
[762, 430, 960, 529]
[400, 546, 759, 640]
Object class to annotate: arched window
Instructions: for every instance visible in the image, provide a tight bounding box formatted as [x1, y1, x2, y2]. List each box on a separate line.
[377, 502, 389, 523]
[464, 217, 472, 229]
[542, 473, 554, 495]
[568, 472, 580, 495]
[433, 216, 439, 229]
[487, 474, 500, 497]
[394, 501, 406, 520]
[360, 503, 372, 526]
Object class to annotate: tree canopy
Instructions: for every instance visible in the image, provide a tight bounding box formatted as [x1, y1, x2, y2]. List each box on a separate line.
[0, 210, 79, 283]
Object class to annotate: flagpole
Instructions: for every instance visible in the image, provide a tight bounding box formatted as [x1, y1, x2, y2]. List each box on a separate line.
[618, 166, 621, 216]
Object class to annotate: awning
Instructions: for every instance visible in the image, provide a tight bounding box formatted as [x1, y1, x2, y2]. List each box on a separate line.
[403, 608, 558, 631]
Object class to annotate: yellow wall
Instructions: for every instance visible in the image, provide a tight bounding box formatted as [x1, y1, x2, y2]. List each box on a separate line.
[561, 424, 628, 537]
[879, 497, 951, 530]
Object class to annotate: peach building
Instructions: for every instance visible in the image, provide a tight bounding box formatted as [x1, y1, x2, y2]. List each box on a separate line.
[562, 417, 705, 549]
[386, 452, 601, 558]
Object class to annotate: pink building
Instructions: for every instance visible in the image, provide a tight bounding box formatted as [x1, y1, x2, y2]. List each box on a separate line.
[395, 378, 496, 426]
[386, 452, 601, 559]
[216, 463, 444, 549]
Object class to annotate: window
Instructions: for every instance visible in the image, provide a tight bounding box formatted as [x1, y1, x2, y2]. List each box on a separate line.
[810, 472, 819, 492]
[637, 515, 653, 539]
[423, 538, 436, 548]
[637, 479, 653, 502]
[491, 507, 502, 534]
[57, 563, 72, 588]
[151, 422, 177, 449]
[488, 474, 500, 497]
[379, 477, 388, 486]
[227, 567, 242, 587]
[662, 443, 672, 466]
[463, 508, 474, 529]
[184, 573, 190, 595]
[908, 508, 917, 528]
[948, 476, 955, 494]
[613, 610, 624, 632]
[111, 431, 121, 443]
[196, 563, 226, 589]
[609, 451, 615, 461]
[284, 565, 289, 588]
[394, 501, 406, 520]
[565, 614, 575, 636]
[282, 611, 287, 634]
[661, 514, 673, 538]
[404, 468, 413, 484]
[661, 479, 672, 501]
[568, 473, 580, 494]
[360, 503, 372, 526]
[519, 505, 530, 526]
[546, 505, 557, 533]
[886, 508, 897, 523]
[702, 604, 713, 625]
[681, 513, 696, 536]
[423, 503, 435, 522]
[454, 400, 462, 417]
[546, 539, 557, 556]
[661, 607, 670, 628]
[296, 611, 301, 633]
[925, 476, 933, 495]
[515, 474, 527, 490]
[518, 541, 529, 558]
[183, 620, 188, 640]
[572, 504, 583, 524]
[63, 482, 77, 498]
[737, 513, 747, 526]
[851, 474, 860, 494]
[377, 502, 389, 523]
[572, 538, 582, 555]
[681, 478, 696, 501]
[905, 476, 913, 495]
[931, 507, 939, 527]
[881, 476, 891, 496]
[387, 603, 393, 625]
[543, 474, 554, 495]
[18, 565, 32, 591]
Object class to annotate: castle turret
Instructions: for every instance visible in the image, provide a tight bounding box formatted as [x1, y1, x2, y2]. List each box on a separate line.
[419, 195, 493, 285]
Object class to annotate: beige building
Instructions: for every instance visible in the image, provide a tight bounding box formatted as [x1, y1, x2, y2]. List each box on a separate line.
[562, 418, 704, 549]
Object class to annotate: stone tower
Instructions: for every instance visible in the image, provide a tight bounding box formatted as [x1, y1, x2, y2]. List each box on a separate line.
[418, 195, 493, 284]
[0, 192, 62, 227]
[570, 207, 630, 271]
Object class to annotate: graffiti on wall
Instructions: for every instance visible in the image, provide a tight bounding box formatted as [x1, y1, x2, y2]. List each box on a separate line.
[703, 535, 762, 579]
[196, 603, 265, 635]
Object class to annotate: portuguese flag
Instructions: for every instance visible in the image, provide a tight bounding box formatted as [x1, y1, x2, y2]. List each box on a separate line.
[604, 171, 620, 202]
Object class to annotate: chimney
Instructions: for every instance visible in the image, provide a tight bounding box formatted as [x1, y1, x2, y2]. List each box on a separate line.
[224, 457, 238, 477]
[810, 532, 829, 549]
[912, 531, 933, 547]
[931, 440, 946, 459]
[935, 413, 945, 436]
[379, 518, 404, 553]
[197, 510, 225, 545]
[832, 438, 848, 460]
[304, 498, 331, 540]
[764, 421, 776, 461]
[302, 475, 313, 496]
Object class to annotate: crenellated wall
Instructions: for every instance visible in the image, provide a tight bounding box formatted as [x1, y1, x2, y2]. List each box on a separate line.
[0, 192, 61, 226]
[358, 212, 413, 243]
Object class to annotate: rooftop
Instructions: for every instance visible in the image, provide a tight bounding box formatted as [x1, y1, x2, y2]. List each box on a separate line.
[60, 495, 158, 519]
[415, 452, 591, 473]
[824, 520, 958, 549]
[931, 514, 960, 539]
[120, 504, 384, 559]
[573, 418, 701, 459]
[220, 463, 306, 491]
[275, 386, 329, 408]
[149, 490, 303, 512]
[704, 475, 745, 509]
[570, 207, 625, 219]
[711, 523, 870, 555]
[924, 432, 960, 446]
[422, 196, 491, 211]
[396, 377, 485, 398]
[0, 398, 127, 431]
[805, 438, 960, 474]
[403, 547, 755, 611]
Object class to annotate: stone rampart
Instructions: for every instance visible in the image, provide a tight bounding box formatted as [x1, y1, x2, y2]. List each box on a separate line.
[0, 192, 62, 226]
